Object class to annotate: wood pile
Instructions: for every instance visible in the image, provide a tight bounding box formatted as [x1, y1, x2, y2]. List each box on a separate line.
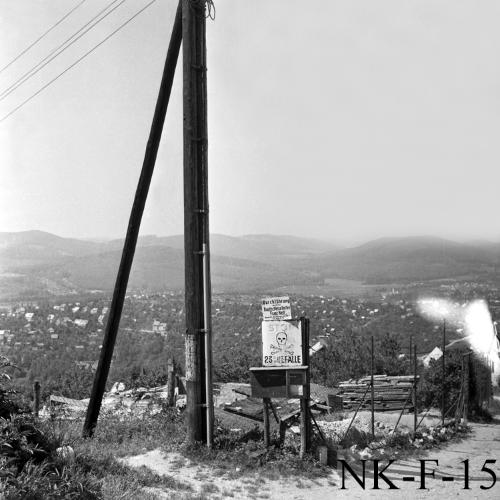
[338, 375, 418, 412]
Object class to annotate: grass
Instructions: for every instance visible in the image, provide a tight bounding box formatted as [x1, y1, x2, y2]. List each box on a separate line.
[13, 405, 326, 499]
[176, 422, 330, 483]
[0, 406, 198, 499]
[12, 403, 470, 498]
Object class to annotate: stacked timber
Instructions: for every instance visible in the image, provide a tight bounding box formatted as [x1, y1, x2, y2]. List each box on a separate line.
[338, 375, 419, 412]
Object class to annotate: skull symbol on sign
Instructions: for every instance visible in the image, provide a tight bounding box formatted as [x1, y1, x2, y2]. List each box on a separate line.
[276, 331, 287, 347]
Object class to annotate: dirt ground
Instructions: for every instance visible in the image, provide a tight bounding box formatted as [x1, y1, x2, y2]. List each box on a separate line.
[124, 409, 500, 499]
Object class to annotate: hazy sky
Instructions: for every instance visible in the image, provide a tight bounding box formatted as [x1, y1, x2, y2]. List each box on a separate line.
[1, 0, 499, 244]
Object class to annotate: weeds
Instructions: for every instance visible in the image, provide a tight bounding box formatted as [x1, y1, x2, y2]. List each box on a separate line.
[0, 400, 193, 499]
[177, 423, 328, 481]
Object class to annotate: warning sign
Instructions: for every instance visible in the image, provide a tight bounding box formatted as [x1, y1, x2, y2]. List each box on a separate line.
[261, 296, 291, 321]
[262, 320, 302, 367]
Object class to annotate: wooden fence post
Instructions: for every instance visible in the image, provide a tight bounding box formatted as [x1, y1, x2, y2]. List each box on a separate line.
[166, 358, 176, 407]
[263, 397, 271, 447]
[33, 380, 40, 418]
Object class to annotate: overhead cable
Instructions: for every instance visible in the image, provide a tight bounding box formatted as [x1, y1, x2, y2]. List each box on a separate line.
[0, 0, 158, 124]
[0, 0, 127, 102]
[0, 0, 88, 75]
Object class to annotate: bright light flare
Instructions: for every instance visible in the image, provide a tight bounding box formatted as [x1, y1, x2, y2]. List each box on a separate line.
[416, 297, 500, 384]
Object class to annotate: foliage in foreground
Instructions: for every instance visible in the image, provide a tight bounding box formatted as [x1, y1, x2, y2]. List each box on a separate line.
[1, 350, 193, 500]
[177, 421, 328, 481]
[418, 350, 493, 422]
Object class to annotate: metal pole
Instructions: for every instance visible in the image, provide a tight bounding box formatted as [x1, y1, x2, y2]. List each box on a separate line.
[463, 353, 470, 424]
[391, 391, 412, 436]
[442, 319, 446, 426]
[413, 342, 417, 435]
[300, 317, 311, 458]
[342, 385, 369, 442]
[82, 2, 182, 437]
[183, 0, 210, 444]
[202, 243, 213, 447]
[371, 335, 375, 436]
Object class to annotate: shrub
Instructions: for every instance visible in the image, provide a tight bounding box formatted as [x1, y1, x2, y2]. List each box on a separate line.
[418, 349, 492, 421]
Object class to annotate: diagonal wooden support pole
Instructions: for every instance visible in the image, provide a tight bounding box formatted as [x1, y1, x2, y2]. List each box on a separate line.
[82, 1, 183, 438]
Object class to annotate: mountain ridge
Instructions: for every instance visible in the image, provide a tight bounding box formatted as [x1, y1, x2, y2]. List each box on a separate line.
[1, 230, 499, 299]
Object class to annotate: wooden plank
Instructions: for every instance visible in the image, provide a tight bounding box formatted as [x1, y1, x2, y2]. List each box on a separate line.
[223, 407, 263, 422]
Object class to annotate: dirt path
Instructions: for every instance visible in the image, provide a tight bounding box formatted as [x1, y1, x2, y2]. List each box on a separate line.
[124, 419, 500, 499]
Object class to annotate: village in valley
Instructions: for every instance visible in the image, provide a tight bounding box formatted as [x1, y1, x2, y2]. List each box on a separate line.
[1, 274, 500, 497]
[2, 279, 500, 399]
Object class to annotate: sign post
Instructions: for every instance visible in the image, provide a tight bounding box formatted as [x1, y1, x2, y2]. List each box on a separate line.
[300, 316, 311, 458]
[251, 296, 310, 456]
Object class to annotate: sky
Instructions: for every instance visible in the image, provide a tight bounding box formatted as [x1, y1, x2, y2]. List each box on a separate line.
[1, 0, 499, 245]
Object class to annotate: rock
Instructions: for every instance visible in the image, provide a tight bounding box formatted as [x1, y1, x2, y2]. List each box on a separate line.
[56, 445, 75, 464]
[342, 426, 367, 447]
[318, 445, 328, 465]
[110, 382, 126, 393]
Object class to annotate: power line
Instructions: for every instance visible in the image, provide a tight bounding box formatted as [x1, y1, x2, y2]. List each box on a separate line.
[0, 0, 88, 75]
[0, 0, 127, 103]
[0, 0, 158, 124]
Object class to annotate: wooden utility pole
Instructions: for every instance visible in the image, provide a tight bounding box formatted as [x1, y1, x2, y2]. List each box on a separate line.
[182, 0, 212, 444]
[82, 2, 183, 437]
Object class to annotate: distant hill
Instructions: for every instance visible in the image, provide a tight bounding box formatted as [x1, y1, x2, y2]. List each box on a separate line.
[0, 231, 338, 268]
[306, 236, 500, 284]
[22, 245, 319, 293]
[1, 231, 499, 299]
[0, 231, 326, 298]
[104, 233, 337, 262]
[0, 230, 104, 269]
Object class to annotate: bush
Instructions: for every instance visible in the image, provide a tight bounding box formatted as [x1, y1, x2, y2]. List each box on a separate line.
[418, 350, 463, 412]
[418, 349, 492, 421]
[0, 415, 100, 499]
[1, 356, 26, 419]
